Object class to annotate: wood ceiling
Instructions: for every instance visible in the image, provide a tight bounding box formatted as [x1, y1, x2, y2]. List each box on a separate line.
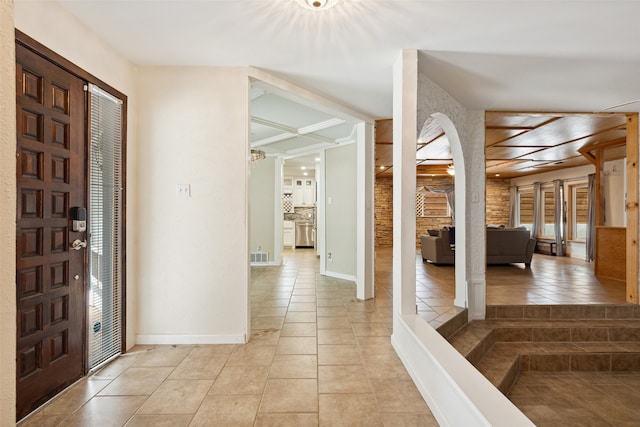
[375, 112, 628, 179]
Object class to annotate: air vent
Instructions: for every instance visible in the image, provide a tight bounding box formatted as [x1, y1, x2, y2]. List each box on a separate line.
[250, 252, 269, 265]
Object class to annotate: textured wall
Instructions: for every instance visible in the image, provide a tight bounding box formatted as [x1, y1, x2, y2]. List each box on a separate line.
[15, 0, 140, 349]
[375, 176, 393, 246]
[417, 52, 486, 317]
[486, 178, 511, 225]
[0, 1, 16, 423]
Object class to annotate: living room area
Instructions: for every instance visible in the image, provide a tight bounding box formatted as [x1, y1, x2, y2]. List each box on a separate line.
[373, 111, 636, 315]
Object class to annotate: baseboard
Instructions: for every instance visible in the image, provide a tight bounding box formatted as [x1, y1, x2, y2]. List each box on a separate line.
[323, 270, 356, 282]
[136, 334, 246, 345]
[250, 261, 280, 267]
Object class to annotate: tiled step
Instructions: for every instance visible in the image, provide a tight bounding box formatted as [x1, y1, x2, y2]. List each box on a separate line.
[486, 304, 640, 320]
[445, 304, 640, 395]
[434, 308, 468, 339]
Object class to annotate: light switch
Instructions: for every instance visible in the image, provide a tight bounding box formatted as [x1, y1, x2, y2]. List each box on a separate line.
[176, 184, 191, 198]
[328, 197, 332, 205]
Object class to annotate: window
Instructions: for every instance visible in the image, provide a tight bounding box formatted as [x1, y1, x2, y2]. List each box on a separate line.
[541, 187, 556, 238]
[416, 191, 450, 218]
[518, 190, 533, 230]
[571, 184, 588, 241]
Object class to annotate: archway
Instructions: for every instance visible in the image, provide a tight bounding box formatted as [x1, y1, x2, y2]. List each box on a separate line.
[419, 113, 471, 311]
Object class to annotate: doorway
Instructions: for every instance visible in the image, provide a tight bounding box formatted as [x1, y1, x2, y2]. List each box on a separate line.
[15, 34, 126, 420]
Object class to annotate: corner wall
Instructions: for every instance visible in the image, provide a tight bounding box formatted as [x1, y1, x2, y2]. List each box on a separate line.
[250, 157, 277, 263]
[325, 143, 358, 280]
[0, 2, 17, 423]
[14, 0, 139, 348]
[135, 67, 250, 344]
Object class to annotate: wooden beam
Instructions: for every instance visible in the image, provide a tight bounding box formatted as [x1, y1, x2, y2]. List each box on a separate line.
[626, 113, 639, 304]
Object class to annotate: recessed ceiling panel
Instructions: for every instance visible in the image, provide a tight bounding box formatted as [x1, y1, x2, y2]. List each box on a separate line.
[252, 93, 338, 130]
[264, 135, 328, 152]
[251, 121, 291, 142]
[312, 122, 354, 140]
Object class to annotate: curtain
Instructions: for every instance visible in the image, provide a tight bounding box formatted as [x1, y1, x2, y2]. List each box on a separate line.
[585, 173, 596, 262]
[509, 186, 517, 227]
[422, 185, 455, 224]
[553, 179, 566, 256]
[531, 182, 541, 238]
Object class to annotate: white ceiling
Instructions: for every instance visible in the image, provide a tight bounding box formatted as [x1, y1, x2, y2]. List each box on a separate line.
[55, 0, 640, 119]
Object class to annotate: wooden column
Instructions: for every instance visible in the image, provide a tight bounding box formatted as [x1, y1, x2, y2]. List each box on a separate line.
[626, 113, 639, 303]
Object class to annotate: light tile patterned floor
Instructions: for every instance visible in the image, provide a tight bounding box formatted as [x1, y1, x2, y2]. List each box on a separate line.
[20, 248, 630, 426]
[20, 248, 437, 426]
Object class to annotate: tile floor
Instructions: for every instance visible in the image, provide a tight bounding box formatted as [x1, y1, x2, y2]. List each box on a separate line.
[410, 247, 627, 328]
[510, 371, 640, 426]
[20, 248, 437, 427]
[19, 247, 630, 426]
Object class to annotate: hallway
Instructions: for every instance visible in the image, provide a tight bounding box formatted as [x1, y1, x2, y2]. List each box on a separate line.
[19, 249, 436, 426]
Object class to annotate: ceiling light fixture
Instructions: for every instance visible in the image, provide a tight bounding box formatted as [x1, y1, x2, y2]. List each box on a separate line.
[251, 149, 266, 163]
[296, 0, 338, 11]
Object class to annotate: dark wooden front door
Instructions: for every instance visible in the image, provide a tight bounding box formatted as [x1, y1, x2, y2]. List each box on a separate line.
[15, 44, 87, 420]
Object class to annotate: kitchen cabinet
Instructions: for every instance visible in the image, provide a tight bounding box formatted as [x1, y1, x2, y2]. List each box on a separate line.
[283, 220, 294, 247]
[293, 177, 315, 206]
[282, 177, 294, 213]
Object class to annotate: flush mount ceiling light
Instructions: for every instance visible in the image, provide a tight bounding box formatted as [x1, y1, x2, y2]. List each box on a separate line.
[296, 0, 338, 11]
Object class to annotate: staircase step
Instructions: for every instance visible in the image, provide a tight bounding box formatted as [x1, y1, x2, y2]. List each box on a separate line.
[475, 344, 521, 394]
[446, 321, 495, 365]
[445, 305, 640, 396]
[486, 304, 640, 320]
[434, 308, 468, 339]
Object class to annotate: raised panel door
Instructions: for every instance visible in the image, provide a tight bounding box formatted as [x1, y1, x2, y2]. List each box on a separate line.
[15, 44, 87, 420]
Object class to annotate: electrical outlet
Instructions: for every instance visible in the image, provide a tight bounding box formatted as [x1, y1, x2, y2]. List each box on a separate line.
[327, 252, 332, 262]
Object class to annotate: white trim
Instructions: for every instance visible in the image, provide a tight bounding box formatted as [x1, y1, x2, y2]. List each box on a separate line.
[136, 334, 246, 345]
[298, 118, 346, 134]
[323, 271, 356, 282]
[250, 261, 280, 267]
[273, 157, 283, 266]
[356, 121, 375, 300]
[392, 314, 534, 427]
[318, 149, 327, 272]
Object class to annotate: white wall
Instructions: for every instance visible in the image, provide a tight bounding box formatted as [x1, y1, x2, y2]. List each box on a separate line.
[14, 0, 140, 348]
[0, 2, 17, 423]
[250, 157, 276, 262]
[325, 143, 357, 280]
[136, 67, 249, 344]
[604, 159, 626, 226]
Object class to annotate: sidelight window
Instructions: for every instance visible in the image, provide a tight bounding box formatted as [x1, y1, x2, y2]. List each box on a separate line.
[87, 84, 124, 370]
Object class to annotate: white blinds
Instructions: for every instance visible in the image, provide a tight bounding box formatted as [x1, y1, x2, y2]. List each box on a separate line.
[87, 83, 123, 370]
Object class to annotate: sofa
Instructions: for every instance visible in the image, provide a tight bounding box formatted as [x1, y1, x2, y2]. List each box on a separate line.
[420, 227, 536, 267]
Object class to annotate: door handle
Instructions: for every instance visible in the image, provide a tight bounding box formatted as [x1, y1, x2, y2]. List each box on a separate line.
[71, 239, 87, 251]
